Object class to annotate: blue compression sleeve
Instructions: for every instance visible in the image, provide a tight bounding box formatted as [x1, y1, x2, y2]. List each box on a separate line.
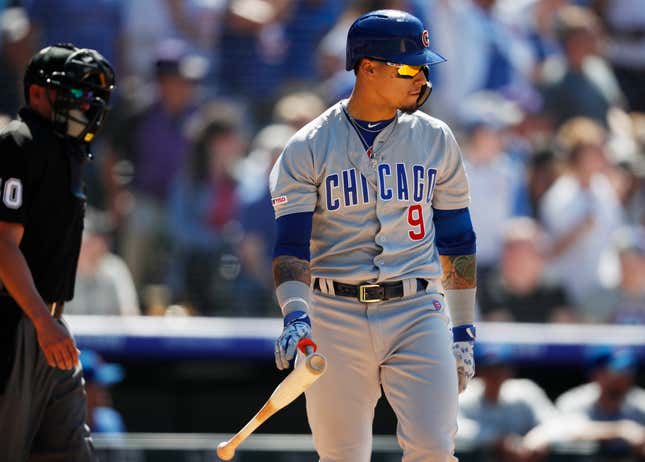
[273, 212, 313, 260]
[433, 208, 476, 255]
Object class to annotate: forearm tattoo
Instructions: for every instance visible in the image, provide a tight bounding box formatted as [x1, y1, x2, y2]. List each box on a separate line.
[272, 255, 311, 287]
[440, 254, 476, 290]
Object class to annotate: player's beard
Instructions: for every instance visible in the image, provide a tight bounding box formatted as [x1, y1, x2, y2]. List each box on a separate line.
[400, 103, 418, 114]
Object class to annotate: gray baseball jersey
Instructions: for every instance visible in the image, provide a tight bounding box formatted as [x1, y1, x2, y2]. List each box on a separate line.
[270, 100, 469, 462]
[269, 100, 470, 285]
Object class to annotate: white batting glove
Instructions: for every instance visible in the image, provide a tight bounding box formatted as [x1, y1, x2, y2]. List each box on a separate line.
[275, 310, 312, 370]
[451, 324, 476, 394]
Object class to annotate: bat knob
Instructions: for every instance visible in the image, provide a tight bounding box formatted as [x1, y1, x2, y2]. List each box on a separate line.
[306, 352, 327, 375]
[217, 441, 235, 460]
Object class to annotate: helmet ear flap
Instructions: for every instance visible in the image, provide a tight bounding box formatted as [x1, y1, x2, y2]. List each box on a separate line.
[416, 82, 432, 109]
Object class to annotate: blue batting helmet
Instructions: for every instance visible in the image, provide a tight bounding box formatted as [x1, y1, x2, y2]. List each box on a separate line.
[345, 9, 446, 71]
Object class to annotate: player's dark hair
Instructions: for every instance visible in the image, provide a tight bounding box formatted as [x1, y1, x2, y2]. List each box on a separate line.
[353, 61, 361, 75]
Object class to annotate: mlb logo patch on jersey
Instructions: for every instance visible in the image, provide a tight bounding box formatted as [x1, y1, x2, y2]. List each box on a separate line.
[272, 195, 289, 206]
[432, 299, 442, 310]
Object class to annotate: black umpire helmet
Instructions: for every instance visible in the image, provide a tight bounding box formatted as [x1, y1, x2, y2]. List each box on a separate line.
[24, 43, 115, 143]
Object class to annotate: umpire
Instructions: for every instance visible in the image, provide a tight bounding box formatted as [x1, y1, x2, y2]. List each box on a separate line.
[0, 43, 114, 460]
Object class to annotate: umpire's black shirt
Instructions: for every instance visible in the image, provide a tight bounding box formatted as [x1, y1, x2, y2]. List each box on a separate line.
[0, 107, 86, 388]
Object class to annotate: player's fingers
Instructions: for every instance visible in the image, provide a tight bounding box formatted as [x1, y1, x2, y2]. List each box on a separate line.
[65, 344, 78, 368]
[44, 350, 57, 368]
[274, 342, 284, 370]
[276, 336, 291, 370]
[284, 336, 298, 363]
[278, 341, 291, 370]
[52, 348, 64, 370]
[62, 348, 74, 370]
[68, 343, 79, 366]
[280, 334, 297, 369]
[281, 354, 290, 370]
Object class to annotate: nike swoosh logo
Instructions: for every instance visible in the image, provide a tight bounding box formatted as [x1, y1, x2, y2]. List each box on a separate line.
[367, 122, 380, 128]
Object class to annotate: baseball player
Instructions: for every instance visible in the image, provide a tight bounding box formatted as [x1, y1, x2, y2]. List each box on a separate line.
[0, 43, 114, 460]
[270, 10, 477, 462]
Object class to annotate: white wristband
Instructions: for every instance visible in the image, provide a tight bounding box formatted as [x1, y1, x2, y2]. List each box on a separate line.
[445, 288, 476, 326]
[276, 280, 311, 316]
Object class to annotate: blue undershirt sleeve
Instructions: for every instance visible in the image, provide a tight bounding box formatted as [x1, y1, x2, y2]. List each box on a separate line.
[433, 207, 476, 255]
[273, 212, 313, 261]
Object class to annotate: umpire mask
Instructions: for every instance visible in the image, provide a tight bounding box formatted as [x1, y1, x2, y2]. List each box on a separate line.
[24, 44, 116, 143]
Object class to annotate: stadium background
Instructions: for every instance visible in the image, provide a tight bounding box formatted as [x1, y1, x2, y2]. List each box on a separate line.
[1, 0, 644, 460]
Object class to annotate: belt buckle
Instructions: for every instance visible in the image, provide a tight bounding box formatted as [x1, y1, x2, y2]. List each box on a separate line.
[359, 284, 382, 303]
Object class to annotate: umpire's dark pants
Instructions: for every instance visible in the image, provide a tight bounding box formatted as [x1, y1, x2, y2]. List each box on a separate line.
[0, 317, 95, 461]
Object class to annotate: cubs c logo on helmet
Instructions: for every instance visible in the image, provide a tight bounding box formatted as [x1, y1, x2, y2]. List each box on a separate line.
[421, 30, 429, 48]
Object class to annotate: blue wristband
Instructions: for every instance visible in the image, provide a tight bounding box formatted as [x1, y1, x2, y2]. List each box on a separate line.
[452, 324, 476, 342]
[283, 310, 310, 327]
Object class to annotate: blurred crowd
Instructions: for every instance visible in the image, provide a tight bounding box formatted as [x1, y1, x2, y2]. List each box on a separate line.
[456, 344, 645, 461]
[0, 0, 643, 325]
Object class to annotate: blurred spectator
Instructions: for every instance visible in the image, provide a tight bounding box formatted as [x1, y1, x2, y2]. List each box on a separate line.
[477, 217, 574, 323]
[281, 0, 344, 85]
[539, 117, 624, 304]
[554, 347, 645, 456]
[217, 0, 294, 124]
[541, 4, 625, 127]
[594, 0, 645, 112]
[236, 123, 296, 316]
[25, 0, 122, 70]
[458, 343, 556, 462]
[580, 226, 645, 324]
[317, 2, 361, 80]
[0, 7, 34, 116]
[525, 148, 562, 218]
[423, 0, 534, 123]
[610, 112, 645, 226]
[272, 90, 326, 130]
[523, 415, 645, 460]
[112, 39, 205, 293]
[121, 0, 223, 80]
[496, 0, 566, 80]
[81, 350, 126, 433]
[461, 92, 531, 280]
[167, 101, 246, 315]
[504, 98, 555, 164]
[608, 159, 645, 225]
[65, 208, 140, 316]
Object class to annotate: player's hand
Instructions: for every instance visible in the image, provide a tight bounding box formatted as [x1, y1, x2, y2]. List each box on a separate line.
[275, 310, 312, 370]
[453, 341, 475, 393]
[451, 324, 476, 393]
[33, 316, 80, 370]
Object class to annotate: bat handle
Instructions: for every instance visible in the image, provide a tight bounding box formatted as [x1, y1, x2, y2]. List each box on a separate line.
[297, 337, 317, 355]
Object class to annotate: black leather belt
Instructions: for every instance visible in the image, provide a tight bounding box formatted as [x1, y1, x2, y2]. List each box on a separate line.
[313, 279, 427, 303]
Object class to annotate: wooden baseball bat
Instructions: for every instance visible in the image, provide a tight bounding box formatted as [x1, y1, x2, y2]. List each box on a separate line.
[216, 341, 326, 461]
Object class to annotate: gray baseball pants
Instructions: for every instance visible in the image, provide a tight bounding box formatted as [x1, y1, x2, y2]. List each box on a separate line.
[304, 279, 459, 462]
[0, 317, 95, 461]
